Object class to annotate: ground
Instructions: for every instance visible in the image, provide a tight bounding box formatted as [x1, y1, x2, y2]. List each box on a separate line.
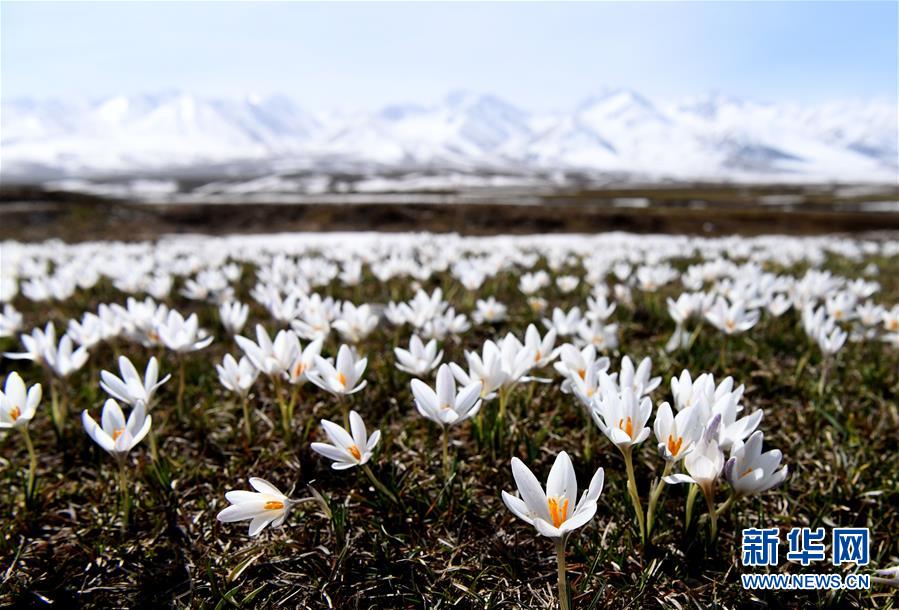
[0, 245, 897, 609]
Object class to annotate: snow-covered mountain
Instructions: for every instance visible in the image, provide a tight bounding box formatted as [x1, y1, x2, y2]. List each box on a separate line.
[2, 89, 896, 183]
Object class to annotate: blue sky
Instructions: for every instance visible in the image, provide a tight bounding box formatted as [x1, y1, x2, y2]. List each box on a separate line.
[2, 1, 896, 109]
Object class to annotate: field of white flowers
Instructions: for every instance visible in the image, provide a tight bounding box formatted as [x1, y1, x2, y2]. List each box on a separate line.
[1, 231, 897, 608]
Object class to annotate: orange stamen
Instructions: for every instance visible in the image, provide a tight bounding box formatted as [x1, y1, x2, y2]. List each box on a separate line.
[347, 444, 362, 460]
[578, 369, 586, 380]
[338, 372, 347, 387]
[112, 428, 124, 441]
[618, 416, 633, 438]
[9, 406, 21, 421]
[667, 434, 683, 456]
[264, 500, 284, 510]
[547, 497, 569, 528]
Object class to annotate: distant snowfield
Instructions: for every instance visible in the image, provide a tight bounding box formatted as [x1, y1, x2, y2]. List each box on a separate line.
[2, 89, 897, 189]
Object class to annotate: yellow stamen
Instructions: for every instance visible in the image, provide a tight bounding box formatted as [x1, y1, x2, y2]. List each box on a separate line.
[112, 428, 124, 441]
[534, 350, 541, 363]
[739, 467, 754, 479]
[264, 500, 284, 510]
[577, 369, 586, 380]
[725, 320, 736, 331]
[338, 372, 347, 387]
[9, 406, 21, 421]
[547, 496, 569, 528]
[667, 434, 683, 456]
[293, 362, 304, 378]
[618, 416, 633, 438]
[347, 444, 362, 460]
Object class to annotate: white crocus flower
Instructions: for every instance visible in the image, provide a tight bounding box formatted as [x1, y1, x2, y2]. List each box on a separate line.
[411, 364, 482, 427]
[556, 275, 579, 293]
[591, 384, 653, 450]
[4, 322, 56, 364]
[235, 324, 299, 378]
[817, 325, 847, 355]
[524, 324, 557, 368]
[287, 338, 324, 385]
[0, 372, 42, 429]
[82, 399, 152, 459]
[219, 301, 249, 335]
[308, 344, 367, 395]
[216, 478, 293, 536]
[44, 334, 89, 378]
[0, 304, 24, 339]
[449, 342, 508, 399]
[653, 402, 702, 463]
[332, 302, 379, 343]
[157, 310, 214, 353]
[664, 415, 726, 537]
[542, 307, 582, 337]
[100, 356, 170, 409]
[501, 451, 605, 540]
[67, 313, 104, 349]
[216, 354, 259, 396]
[310, 410, 381, 469]
[553, 344, 610, 394]
[724, 431, 788, 497]
[618, 355, 661, 397]
[705, 297, 759, 335]
[472, 297, 507, 324]
[394, 334, 443, 376]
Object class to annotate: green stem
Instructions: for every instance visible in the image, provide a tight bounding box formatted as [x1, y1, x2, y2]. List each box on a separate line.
[441, 427, 450, 478]
[21, 426, 37, 498]
[622, 447, 646, 544]
[361, 463, 398, 504]
[241, 394, 253, 442]
[703, 486, 718, 541]
[646, 461, 673, 539]
[555, 537, 570, 610]
[685, 483, 700, 529]
[49, 380, 62, 439]
[176, 359, 186, 418]
[117, 459, 131, 530]
[715, 492, 736, 517]
[498, 387, 508, 423]
[817, 358, 829, 396]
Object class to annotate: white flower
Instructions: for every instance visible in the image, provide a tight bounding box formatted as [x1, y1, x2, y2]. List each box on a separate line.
[524, 324, 557, 368]
[664, 416, 725, 497]
[542, 307, 582, 337]
[817, 325, 847, 355]
[394, 334, 443, 376]
[44, 334, 89, 378]
[0, 372, 42, 429]
[216, 354, 259, 396]
[556, 275, 580, 294]
[411, 364, 482, 427]
[82, 399, 151, 458]
[287, 338, 324, 385]
[219, 301, 249, 335]
[618, 356, 661, 397]
[653, 401, 702, 463]
[724, 431, 788, 497]
[235, 324, 299, 378]
[216, 477, 293, 536]
[332, 302, 379, 343]
[553, 344, 610, 395]
[157, 310, 213, 353]
[450, 342, 508, 399]
[67, 312, 104, 349]
[307, 344, 367, 395]
[502, 451, 604, 539]
[472, 297, 508, 324]
[310, 410, 381, 469]
[705, 297, 759, 335]
[4, 322, 56, 364]
[100, 356, 170, 409]
[0, 304, 23, 339]
[591, 385, 653, 450]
